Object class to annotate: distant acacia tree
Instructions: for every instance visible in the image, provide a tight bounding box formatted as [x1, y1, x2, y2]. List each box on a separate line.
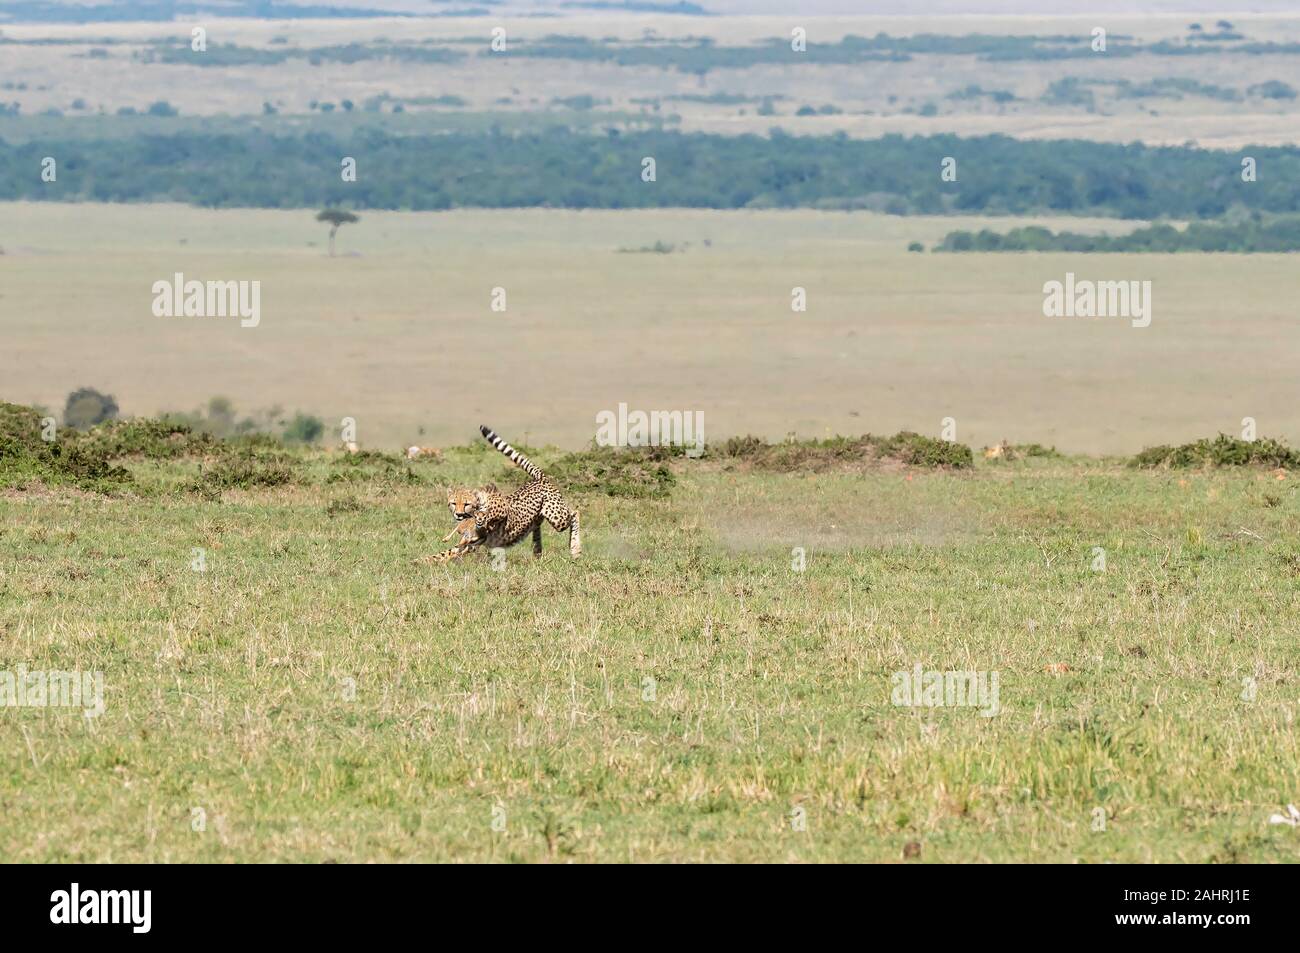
[64, 387, 119, 429]
[316, 208, 359, 257]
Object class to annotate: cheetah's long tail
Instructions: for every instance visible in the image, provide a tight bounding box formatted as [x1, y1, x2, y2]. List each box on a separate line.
[480, 425, 543, 479]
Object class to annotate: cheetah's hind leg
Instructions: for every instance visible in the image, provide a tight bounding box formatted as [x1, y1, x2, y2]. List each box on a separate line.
[540, 501, 580, 558]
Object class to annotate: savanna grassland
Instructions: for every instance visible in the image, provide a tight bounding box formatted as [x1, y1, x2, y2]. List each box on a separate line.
[4, 4, 1300, 866]
[5, 12, 1300, 146]
[5, 202, 1300, 456]
[1, 415, 1298, 862]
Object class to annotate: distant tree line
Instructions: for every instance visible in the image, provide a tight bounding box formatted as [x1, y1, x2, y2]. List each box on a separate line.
[503, 31, 1300, 68]
[1, 128, 1297, 218]
[0, 1, 409, 24]
[135, 42, 464, 68]
[934, 217, 1300, 252]
[8, 22, 1300, 69]
[1042, 76, 1295, 110]
[21, 31, 1300, 78]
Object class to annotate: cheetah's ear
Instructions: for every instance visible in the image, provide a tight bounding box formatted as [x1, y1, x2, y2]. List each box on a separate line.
[475, 488, 492, 507]
[482, 482, 498, 493]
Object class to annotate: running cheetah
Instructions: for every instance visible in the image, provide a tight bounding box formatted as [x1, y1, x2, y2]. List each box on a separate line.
[431, 427, 581, 562]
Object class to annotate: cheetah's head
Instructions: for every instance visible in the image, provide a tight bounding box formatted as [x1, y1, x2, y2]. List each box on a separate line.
[446, 484, 498, 521]
[447, 487, 480, 522]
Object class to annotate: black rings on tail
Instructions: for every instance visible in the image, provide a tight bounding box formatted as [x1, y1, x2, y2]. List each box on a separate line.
[480, 425, 543, 479]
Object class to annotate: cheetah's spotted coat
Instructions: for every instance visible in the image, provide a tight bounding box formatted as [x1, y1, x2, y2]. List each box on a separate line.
[432, 427, 581, 562]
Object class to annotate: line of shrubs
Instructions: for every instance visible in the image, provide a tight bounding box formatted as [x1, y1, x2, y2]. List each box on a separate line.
[713, 432, 975, 471]
[933, 216, 1300, 253]
[4, 399, 1297, 500]
[1131, 434, 1300, 469]
[0, 401, 304, 494]
[0, 401, 132, 493]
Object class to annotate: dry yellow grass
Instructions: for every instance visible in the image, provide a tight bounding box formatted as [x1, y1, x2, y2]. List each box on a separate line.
[3, 202, 1298, 455]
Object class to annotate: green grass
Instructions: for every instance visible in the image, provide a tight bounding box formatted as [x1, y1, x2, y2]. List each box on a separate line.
[2, 436, 1299, 862]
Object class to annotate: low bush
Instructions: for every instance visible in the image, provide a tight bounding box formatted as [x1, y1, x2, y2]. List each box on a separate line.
[1132, 434, 1300, 469]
